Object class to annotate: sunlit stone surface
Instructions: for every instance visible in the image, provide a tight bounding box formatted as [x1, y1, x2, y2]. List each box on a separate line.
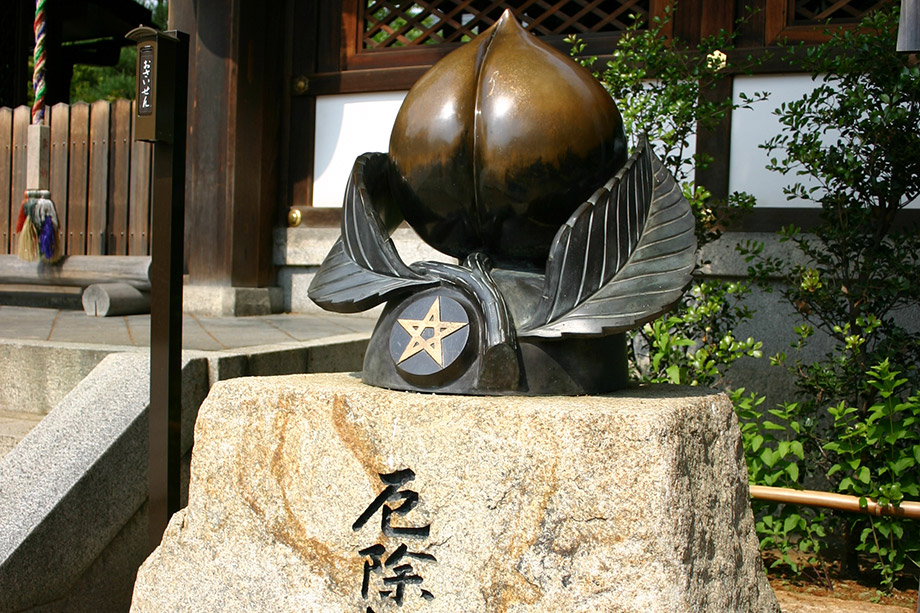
[131, 373, 778, 612]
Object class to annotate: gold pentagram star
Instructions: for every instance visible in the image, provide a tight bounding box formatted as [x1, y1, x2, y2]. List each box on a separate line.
[396, 297, 468, 366]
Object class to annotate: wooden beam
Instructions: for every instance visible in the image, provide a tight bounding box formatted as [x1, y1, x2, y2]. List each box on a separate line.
[671, 0, 702, 44]
[715, 207, 920, 233]
[0, 108, 11, 254]
[87, 101, 111, 255]
[175, 0, 285, 288]
[695, 77, 734, 203]
[701, 0, 734, 38]
[67, 103, 89, 255]
[301, 66, 430, 95]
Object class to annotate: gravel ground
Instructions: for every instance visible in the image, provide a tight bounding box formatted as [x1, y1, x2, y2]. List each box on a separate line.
[773, 579, 918, 613]
[777, 589, 914, 612]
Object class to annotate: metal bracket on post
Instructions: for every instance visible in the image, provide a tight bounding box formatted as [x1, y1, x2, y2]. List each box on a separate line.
[127, 25, 188, 551]
[897, 0, 919, 54]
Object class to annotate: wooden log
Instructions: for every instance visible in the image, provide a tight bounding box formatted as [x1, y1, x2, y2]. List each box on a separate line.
[82, 282, 150, 317]
[0, 254, 151, 289]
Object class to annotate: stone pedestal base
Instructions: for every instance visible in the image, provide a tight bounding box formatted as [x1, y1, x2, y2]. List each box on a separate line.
[182, 285, 283, 317]
[131, 374, 778, 612]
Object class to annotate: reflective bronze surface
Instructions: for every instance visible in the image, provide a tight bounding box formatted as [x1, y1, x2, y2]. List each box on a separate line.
[389, 9, 627, 266]
[308, 14, 697, 396]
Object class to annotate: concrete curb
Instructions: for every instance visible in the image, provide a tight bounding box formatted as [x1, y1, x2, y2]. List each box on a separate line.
[0, 353, 152, 611]
[0, 333, 370, 611]
[0, 353, 210, 612]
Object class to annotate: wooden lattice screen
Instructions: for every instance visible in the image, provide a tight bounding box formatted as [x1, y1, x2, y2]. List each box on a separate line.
[790, 0, 888, 24]
[766, 0, 893, 44]
[361, 0, 650, 49]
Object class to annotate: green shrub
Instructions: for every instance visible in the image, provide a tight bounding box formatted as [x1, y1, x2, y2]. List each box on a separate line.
[740, 5, 920, 588]
[567, 8, 768, 391]
[824, 360, 920, 590]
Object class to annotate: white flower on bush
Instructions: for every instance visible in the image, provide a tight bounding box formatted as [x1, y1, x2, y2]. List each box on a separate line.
[707, 50, 727, 71]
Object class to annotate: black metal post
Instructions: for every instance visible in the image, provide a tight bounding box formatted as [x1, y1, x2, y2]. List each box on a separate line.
[151, 29, 187, 550]
[128, 26, 189, 550]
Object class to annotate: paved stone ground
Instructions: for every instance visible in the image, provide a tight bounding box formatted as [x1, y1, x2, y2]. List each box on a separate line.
[0, 305, 376, 351]
[0, 305, 377, 456]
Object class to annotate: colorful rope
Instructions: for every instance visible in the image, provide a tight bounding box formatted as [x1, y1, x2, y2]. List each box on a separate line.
[32, 0, 47, 125]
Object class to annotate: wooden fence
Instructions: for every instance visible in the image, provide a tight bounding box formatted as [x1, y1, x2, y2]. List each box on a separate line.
[0, 100, 153, 257]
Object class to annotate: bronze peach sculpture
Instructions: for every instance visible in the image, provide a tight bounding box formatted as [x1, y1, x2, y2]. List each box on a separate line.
[388, 11, 628, 266]
[309, 10, 696, 395]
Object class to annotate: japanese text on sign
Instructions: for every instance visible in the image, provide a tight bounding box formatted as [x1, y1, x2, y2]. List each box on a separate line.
[353, 468, 435, 610]
[138, 45, 154, 116]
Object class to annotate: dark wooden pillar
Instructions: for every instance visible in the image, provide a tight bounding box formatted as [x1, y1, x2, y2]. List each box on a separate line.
[0, 0, 33, 109]
[692, 1, 736, 203]
[170, 0, 285, 287]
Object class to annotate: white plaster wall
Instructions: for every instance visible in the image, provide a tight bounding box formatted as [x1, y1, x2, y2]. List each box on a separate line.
[730, 73, 821, 208]
[312, 81, 916, 210]
[313, 92, 408, 208]
[730, 74, 918, 209]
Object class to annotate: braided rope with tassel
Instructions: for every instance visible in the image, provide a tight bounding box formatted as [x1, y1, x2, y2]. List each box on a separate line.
[16, 0, 61, 262]
[32, 0, 47, 125]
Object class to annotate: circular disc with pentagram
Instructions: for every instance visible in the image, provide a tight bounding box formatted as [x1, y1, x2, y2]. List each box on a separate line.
[389, 293, 471, 378]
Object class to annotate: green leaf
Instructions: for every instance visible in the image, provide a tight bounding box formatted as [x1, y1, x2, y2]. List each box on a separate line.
[760, 448, 777, 468]
[665, 364, 681, 384]
[786, 463, 799, 482]
[891, 457, 915, 476]
[857, 466, 871, 484]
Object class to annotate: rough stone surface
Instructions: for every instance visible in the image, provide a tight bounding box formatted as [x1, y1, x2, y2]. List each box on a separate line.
[274, 226, 455, 314]
[183, 285, 284, 317]
[0, 353, 210, 612]
[132, 373, 778, 612]
[185, 333, 370, 389]
[274, 227, 452, 268]
[0, 341, 116, 414]
[0, 410, 43, 458]
[0, 353, 151, 612]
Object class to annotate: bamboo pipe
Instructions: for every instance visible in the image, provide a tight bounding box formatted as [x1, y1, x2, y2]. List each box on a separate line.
[750, 485, 920, 520]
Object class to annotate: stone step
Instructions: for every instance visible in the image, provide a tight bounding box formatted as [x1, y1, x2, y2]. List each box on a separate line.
[0, 410, 44, 458]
